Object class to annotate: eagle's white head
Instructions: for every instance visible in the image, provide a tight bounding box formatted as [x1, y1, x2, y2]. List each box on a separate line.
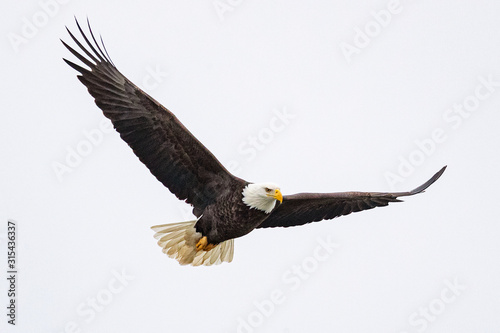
[242, 183, 283, 214]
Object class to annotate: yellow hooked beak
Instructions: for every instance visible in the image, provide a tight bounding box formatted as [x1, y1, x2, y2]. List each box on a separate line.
[269, 188, 283, 203]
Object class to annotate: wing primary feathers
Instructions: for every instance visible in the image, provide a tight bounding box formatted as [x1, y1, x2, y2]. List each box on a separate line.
[408, 165, 447, 195]
[100, 34, 115, 67]
[65, 26, 99, 65]
[61, 39, 95, 69]
[62, 58, 91, 75]
[86, 17, 112, 63]
[75, 18, 106, 63]
[74, 18, 123, 83]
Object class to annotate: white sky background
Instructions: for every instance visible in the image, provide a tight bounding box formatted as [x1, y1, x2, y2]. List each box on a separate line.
[1, 0, 500, 332]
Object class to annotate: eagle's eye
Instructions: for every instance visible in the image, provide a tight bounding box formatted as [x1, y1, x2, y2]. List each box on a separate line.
[265, 187, 271, 193]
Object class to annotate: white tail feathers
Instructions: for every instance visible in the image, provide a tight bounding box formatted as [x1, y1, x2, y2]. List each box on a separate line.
[151, 221, 234, 266]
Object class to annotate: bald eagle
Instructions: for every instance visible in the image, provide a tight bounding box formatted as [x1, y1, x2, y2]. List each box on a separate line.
[62, 19, 446, 266]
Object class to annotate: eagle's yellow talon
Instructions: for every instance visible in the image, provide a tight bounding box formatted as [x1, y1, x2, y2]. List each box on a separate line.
[196, 236, 216, 251]
[196, 236, 208, 251]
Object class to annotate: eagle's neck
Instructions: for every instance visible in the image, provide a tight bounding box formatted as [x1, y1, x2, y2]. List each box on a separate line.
[242, 184, 276, 214]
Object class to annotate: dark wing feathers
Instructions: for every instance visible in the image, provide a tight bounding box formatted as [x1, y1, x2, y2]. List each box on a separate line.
[258, 166, 446, 228]
[62, 19, 243, 215]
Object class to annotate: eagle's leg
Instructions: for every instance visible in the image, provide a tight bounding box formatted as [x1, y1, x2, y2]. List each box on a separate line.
[196, 236, 216, 251]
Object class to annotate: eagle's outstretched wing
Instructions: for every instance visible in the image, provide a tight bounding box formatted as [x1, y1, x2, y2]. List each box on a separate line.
[62, 19, 244, 216]
[258, 166, 446, 228]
